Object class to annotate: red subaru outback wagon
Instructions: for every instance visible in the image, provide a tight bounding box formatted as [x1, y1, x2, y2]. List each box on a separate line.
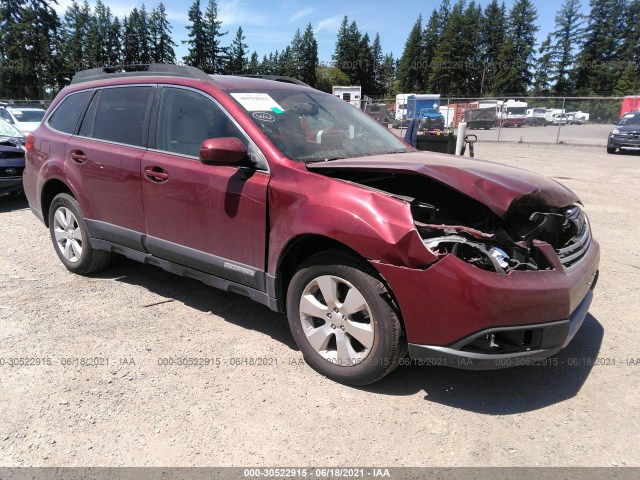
[23, 64, 600, 385]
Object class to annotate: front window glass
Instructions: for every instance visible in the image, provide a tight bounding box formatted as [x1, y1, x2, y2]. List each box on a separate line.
[226, 88, 408, 162]
[155, 87, 246, 157]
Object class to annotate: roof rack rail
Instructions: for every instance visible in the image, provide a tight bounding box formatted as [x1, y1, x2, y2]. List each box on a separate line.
[238, 75, 309, 87]
[70, 63, 211, 85]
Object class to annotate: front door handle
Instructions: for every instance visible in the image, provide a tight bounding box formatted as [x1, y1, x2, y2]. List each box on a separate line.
[70, 150, 87, 164]
[144, 166, 169, 183]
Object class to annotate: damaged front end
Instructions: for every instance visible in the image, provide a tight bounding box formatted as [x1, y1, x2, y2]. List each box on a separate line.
[309, 168, 592, 274]
[413, 199, 591, 274]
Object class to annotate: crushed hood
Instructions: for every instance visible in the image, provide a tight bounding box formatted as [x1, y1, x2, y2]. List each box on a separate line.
[306, 151, 579, 217]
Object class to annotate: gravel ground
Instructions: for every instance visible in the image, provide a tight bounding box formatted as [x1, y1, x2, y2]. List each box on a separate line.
[0, 142, 639, 468]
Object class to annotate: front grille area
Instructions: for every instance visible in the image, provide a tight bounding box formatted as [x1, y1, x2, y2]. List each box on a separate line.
[0, 151, 25, 159]
[556, 209, 591, 269]
[0, 166, 24, 178]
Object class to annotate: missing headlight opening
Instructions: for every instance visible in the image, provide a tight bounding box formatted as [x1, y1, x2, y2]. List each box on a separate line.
[414, 202, 589, 274]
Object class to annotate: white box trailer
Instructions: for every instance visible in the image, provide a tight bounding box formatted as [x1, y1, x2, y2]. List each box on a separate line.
[332, 86, 362, 109]
[393, 93, 416, 127]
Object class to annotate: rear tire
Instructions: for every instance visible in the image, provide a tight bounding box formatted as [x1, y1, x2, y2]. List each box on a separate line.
[48, 193, 111, 274]
[286, 250, 405, 385]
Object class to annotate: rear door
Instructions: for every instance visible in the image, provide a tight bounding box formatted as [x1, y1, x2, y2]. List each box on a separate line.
[140, 86, 269, 289]
[67, 86, 154, 249]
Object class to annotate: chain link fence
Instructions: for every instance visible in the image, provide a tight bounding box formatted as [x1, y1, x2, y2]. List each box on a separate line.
[365, 95, 639, 147]
[0, 99, 52, 109]
[2, 94, 638, 147]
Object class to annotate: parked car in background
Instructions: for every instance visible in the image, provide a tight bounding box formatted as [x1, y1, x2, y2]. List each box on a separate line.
[23, 64, 600, 385]
[525, 108, 549, 126]
[0, 105, 46, 135]
[608, 112, 640, 154]
[552, 113, 569, 126]
[0, 118, 26, 195]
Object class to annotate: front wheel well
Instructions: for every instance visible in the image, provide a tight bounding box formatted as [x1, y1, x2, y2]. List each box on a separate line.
[41, 180, 73, 227]
[275, 236, 403, 326]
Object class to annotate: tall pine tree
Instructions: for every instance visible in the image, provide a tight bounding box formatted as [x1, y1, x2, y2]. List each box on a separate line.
[227, 27, 248, 74]
[183, 0, 207, 69]
[493, 0, 539, 95]
[574, 0, 626, 94]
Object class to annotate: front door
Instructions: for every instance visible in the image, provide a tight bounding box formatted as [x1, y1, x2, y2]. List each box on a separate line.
[141, 86, 269, 289]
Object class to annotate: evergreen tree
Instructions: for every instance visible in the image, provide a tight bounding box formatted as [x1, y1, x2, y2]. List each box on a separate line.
[136, 4, 151, 64]
[290, 28, 303, 78]
[122, 13, 140, 66]
[150, 3, 176, 63]
[333, 16, 364, 84]
[533, 35, 554, 93]
[616, 0, 640, 93]
[299, 24, 319, 87]
[183, 0, 207, 69]
[0, 0, 62, 97]
[355, 33, 374, 94]
[59, 0, 90, 77]
[420, 9, 442, 92]
[227, 27, 248, 74]
[203, 0, 227, 73]
[429, 0, 484, 96]
[480, 0, 507, 94]
[493, 0, 539, 95]
[396, 15, 424, 92]
[371, 33, 384, 96]
[247, 51, 259, 74]
[85, 1, 113, 67]
[574, 0, 626, 94]
[108, 17, 122, 65]
[548, 0, 584, 93]
[380, 53, 396, 98]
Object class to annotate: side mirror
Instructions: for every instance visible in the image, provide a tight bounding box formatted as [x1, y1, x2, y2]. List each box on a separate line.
[199, 137, 247, 166]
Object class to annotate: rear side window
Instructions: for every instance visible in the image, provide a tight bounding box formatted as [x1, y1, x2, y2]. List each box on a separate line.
[93, 87, 152, 147]
[47, 91, 92, 134]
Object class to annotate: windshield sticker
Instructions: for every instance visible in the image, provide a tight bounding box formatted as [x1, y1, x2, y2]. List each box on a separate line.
[231, 93, 285, 114]
[253, 112, 276, 122]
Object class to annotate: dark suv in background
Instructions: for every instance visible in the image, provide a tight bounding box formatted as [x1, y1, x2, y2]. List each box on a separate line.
[608, 112, 640, 154]
[24, 64, 599, 385]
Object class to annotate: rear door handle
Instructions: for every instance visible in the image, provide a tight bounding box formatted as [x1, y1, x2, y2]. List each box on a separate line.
[144, 166, 169, 183]
[70, 150, 87, 164]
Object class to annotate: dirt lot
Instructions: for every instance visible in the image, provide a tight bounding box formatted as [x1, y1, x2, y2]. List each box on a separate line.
[1, 143, 639, 468]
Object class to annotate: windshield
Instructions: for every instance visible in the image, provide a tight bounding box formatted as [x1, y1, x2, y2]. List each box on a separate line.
[618, 113, 640, 126]
[227, 88, 408, 162]
[11, 109, 45, 122]
[506, 107, 526, 115]
[0, 118, 22, 137]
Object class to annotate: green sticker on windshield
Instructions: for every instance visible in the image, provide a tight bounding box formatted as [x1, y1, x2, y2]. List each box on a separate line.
[271, 106, 284, 115]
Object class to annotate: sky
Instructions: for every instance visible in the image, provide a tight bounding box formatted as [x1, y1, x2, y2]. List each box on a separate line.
[53, 0, 590, 63]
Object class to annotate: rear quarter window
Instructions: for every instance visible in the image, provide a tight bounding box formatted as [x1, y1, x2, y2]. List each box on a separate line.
[47, 91, 92, 134]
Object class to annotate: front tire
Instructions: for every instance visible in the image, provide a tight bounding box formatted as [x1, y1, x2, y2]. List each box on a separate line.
[607, 146, 618, 154]
[48, 193, 111, 274]
[286, 250, 404, 385]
